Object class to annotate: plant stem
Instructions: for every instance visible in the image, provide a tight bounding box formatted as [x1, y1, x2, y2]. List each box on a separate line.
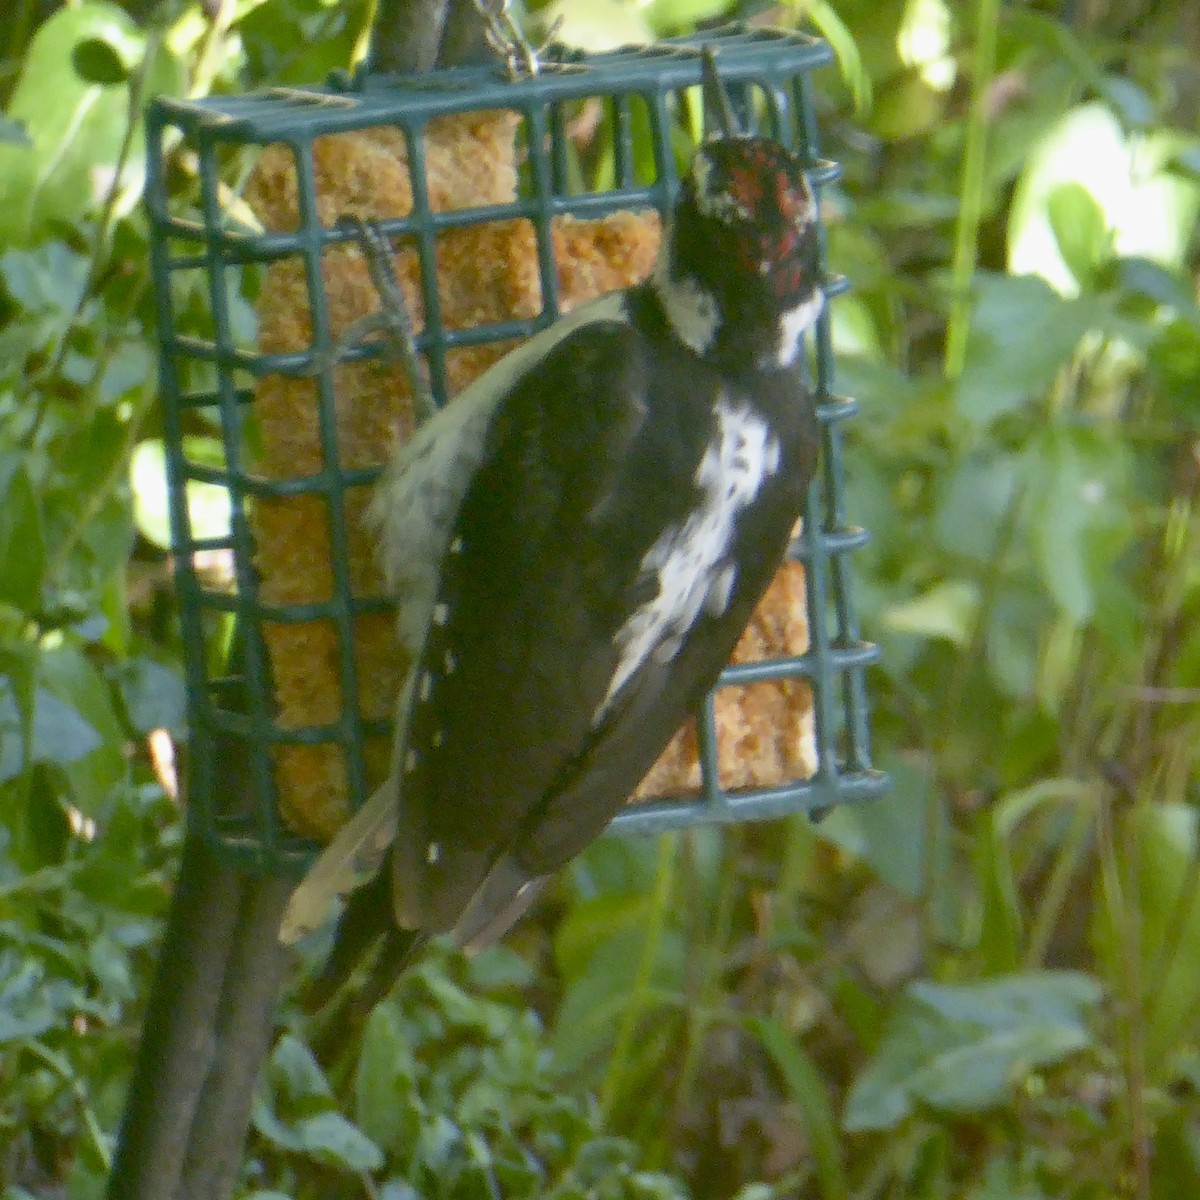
[598, 832, 677, 1122]
[189, 0, 237, 100]
[1096, 780, 1150, 1200]
[1023, 787, 1096, 968]
[943, 0, 1001, 380]
[664, 828, 741, 1153]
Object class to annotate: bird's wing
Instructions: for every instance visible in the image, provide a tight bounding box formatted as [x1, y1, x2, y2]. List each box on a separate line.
[278, 294, 632, 946]
[393, 317, 726, 938]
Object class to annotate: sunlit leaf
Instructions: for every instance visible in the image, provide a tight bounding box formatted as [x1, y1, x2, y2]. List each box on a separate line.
[639, 0, 735, 36]
[0, 3, 186, 243]
[1046, 182, 1110, 291]
[883, 580, 980, 645]
[867, 70, 944, 141]
[541, 0, 654, 49]
[1009, 103, 1200, 296]
[808, 0, 873, 114]
[130, 437, 232, 549]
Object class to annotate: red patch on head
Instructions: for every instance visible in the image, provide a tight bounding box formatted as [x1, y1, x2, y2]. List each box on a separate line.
[777, 171, 809, 222]
[721, 147, 808, 228]
[726, 162, 766, 213]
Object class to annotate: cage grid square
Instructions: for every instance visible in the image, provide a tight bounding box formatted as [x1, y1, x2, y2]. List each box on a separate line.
[144, 23, 887, 874]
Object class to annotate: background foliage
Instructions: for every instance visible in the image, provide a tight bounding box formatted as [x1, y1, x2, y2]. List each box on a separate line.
[2, 0, 1200, 1197]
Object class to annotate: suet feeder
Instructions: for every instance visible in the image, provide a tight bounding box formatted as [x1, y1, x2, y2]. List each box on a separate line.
[143, 23, 887, 876]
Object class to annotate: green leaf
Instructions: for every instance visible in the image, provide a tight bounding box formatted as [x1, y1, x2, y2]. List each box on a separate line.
[0, 675, 109, 784]
[36, 646, 124, 810]
[639, 0, 735, 36]
[749, 1016, 848, 1200]
[32, 689, 104, 768]
[115, 658, 186, 735]
[540, 0, 655, 50]
[1046, 182, 1110, 291]
[0, 650, 36, 783]
[976, 821, 1023, 974]
[984, 588, 1047, 698]
[808, 1, 872, 115]
[1114, 256, 1200, 320]
[1098, 804, 1200, 1077]
[1168, 143, 1200, 183]
[0, 960, 57, 1043]
[1, 242, 89, 313]
[814, 755, 940, 899]
[296, 1110, 384, 1172]
[552, 924, 682, 1079]
[251, 1091, 305, 1153]
[72, 37, 131, 85]
[883, 580, 980, 646]
[379, 1184, 422, 1200]
[554, 891, 659, 982]
[0, 3, 186, 243]
[844, 972, 1099, 1131]
[355, 1005, 422, 1154]
[934, 450, 1019, 556]
[955, 274, 1093, 424]
[0, 457, 46, 614]
[1097, 75, 1155, 130]
[1021, 426, 1132, 620]
[271, 1033, 333, 1103]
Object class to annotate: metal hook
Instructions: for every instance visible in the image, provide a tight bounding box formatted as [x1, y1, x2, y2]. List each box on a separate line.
[471, 0, 562, 80]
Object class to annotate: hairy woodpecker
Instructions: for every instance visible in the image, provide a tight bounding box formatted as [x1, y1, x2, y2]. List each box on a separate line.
[280, 103, 826, 1007]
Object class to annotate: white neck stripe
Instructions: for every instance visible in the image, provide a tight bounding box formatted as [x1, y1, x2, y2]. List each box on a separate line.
[651, 251, 718, 357]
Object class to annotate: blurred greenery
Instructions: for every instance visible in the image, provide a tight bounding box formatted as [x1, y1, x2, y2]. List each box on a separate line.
[2, 0, 1200, 1197]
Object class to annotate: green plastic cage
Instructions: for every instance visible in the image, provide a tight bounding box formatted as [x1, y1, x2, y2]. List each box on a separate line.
[143, 23, 888, 875]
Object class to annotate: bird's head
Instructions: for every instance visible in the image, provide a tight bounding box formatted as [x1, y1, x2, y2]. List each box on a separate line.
[653, 59, 824, 370]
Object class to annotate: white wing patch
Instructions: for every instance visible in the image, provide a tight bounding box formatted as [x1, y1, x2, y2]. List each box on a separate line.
[596, 399, 781, 722]
[775, 290, 825, 368]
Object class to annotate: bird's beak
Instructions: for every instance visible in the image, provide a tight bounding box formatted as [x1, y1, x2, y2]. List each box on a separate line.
[701, 46, 741, 140]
